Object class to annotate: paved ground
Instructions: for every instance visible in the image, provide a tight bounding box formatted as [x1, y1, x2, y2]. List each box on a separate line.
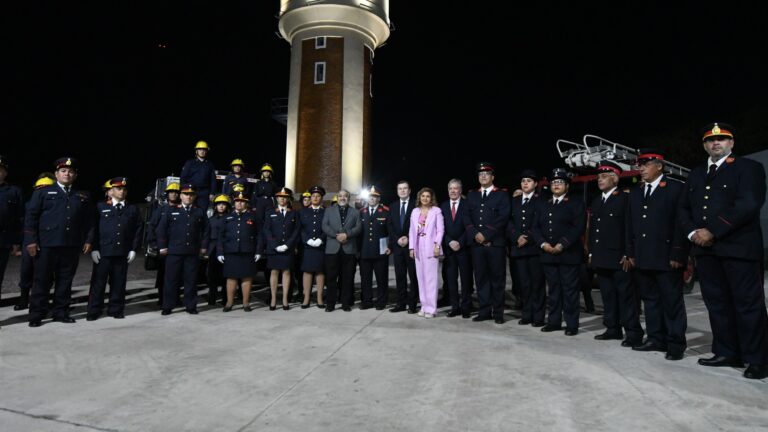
[1, 257, 767, 432]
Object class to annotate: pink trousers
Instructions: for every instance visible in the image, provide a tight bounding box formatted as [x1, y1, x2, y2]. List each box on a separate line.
[415, 254, 439, 314]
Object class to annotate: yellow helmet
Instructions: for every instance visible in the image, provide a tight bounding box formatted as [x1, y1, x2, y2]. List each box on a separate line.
[230, 158, 244, 167]
[301, 191, 311, 198]
[232, 184, 246, 193]
[195, 141, 209, 150]
[165, 182, 181, 192]
[35, 177, 55, 189]
[260, 163, 273, 172]
[102, 179, 112, 190]
[332, 195, 338, 203]
[214, 194, 231, 205]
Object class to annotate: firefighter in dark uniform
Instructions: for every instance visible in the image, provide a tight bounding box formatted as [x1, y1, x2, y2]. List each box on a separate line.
[466, 162, 510, 324]
[679, 123, 768, 379]
[533, 168, 586, 335]
[25, 157, 94, 327]
[299, 186, 327, 309]
[627, 149, 689, 360]
[251, 163, 279, 221]
[207, 194, 231, 305]
[507, 169, 546, 327]
[86, 177, 143, 320]
[222, 159, 250, 196]
[147, 182, 181, 305]
[180, 140, 216, 211]
[217, 191, 260, 312]
[157, 184, 210, 315]
[359, 186, 391, 310]
[15, 174, 55, 310]
[0, 156, 23, 304]
[588, 161, 644, 345]
[261, 187, 299, 311]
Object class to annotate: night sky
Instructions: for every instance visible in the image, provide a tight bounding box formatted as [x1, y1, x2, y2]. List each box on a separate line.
[5, 1, 768, 203]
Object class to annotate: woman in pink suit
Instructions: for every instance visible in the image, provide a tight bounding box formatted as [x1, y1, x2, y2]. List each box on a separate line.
[409, 188, 444, 318]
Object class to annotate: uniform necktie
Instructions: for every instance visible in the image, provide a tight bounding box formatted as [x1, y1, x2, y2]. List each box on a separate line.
[370, 207, 375, 215]
[482, 189, 488, 200]
[116, 203, 123, 211]
[707, 163, 718, 181]
[64, 186, 71, 195]
[601, 196, 606, 204]
[645, 184, 652, 199]
[451, 201, 457, 221]
[281, 208, 285, 217]
[523, 197, 529, 205]
[400, 201, 406, 229]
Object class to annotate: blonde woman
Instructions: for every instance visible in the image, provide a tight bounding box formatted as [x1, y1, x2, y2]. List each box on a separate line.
[409, 188, 444, 318]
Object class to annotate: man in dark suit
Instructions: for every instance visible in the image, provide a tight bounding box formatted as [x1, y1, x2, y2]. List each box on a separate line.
[507, 169, 546, 327]
[678, 123, 768, 379]
[388, 180, 419, 313]
[359, 186, 391, 310]
[440, 178, 473, 318]
[588, 161, 644, 346]
[24, 157, 94, 327]
[87, 177, 143, 320]
[627, 150, 689, 360]
[466, 162, 510, 324]
[533, 169, 586, 335]
[322, 189, 361, 312]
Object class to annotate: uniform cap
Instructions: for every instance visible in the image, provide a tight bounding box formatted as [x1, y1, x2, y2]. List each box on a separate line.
[195, 141, 209, 150]
[367, 185, 382, 197]
[274, 187, 292, 198]
[180, 183, 196, 194]
[477, 162, 495, 173]
[550, 168, 571, 182]
[309, 185, 326, 196]
[596, 160, 623, 175]
[519, 169, 538, 181]
[54, 157, 78, 171]
[701, 122, 735, 141]
[232, 191, 249, 202]
[636, 148, 665, 164]
[110, 177, 128, 188]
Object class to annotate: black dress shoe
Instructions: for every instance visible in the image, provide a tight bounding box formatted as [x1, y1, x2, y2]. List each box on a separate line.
[594, 331, 623, 341]
[462, 313, 471, 319]
[665, 352, 684, 361]
[316, 304, 325, 309]
[186, 309, 198, 315]
[494, 317, 505, 324]
[540, 325, 562, 332]
[532, 321, 546, 327]
[223, 305, 233, 312]
[243, 305, 252, 312]
[446, 310, 461, 318]
[14, 304, 28, 311]
[389, 305, 406, 313]
[301, 303, 310, 309]
[52, 317, 76, 323]
[697, 355, 745, 368]
[325, 305, 335, 312]
[359, 303, 372, 310]
[282, 305, 290, 311]
[407, 308, 418, 314]
[269, 305, 277, 311]
[161, 309, 172, 315]
[375, 305, 385, 311]
[28, 320, 42, 327]
[518, 319, 532, 325]
[86, 314, 99, 321]
[632, 341, 666, 352]
[565, 329, 578, 336]
[621, 340, 642, 348]
[110, 313, 125, 319]
[743, 364, 768, 380]
[342, 305, 351, 312]
[472, 315, 492, 322]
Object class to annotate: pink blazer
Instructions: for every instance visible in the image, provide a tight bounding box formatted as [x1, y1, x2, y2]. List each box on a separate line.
[408, 206, 445, 260]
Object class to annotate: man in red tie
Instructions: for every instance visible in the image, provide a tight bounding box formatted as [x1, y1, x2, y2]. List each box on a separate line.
[440, 179, 474, 317]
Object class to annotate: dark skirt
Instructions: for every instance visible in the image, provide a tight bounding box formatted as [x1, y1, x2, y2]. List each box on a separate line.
[267, 253, 293, 271]
[301, 248, 325, 273]
[223, 253, 257, 278]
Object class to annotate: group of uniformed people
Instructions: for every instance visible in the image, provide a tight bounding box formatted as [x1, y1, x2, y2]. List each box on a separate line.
[0, 122, 766, 380]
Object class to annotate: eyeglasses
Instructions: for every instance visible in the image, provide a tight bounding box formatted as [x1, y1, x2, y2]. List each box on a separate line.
[550, 180, 566, 185]
[478, 172, 493, 177]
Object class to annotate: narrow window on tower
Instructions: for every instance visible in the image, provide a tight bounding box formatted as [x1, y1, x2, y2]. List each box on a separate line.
[314, 62, 326, 84]
[369, 74, 373, 98]
[315, 36, 326, 49]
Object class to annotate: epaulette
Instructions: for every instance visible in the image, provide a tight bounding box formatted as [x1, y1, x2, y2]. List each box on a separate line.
[381, 205, 390, 211]
[611, 191, 619, 196]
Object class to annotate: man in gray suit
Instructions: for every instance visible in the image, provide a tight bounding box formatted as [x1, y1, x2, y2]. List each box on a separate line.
[322, 189, 362, 311]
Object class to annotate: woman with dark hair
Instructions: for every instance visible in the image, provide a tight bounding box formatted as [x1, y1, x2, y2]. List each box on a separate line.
[299, 186, 327, 308]
[409, 187, 444, 318]
[217, 192, 260, 311]
[261, 187, 299, 310]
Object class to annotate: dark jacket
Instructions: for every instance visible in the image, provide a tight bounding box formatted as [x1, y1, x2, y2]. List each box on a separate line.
[588, 189, 629, 270]
[360, 205, 390, 259]
[24, 184, 94, 248]
[507, 193, 543, 257]
[300, 206, 327, 251]
[465, 187, 510, 248]
[260, 207, 300, 255]
[678, 155, 766, 261]
[0, 183, 23, 247]
[218, 210, 260, 254]
[157, 205, 210, 255]
[207, 213, 227, 257]
[388, 198, 416, 250]
[92, 201, 143, 256]
[180, 158, 216, 192]
[440, 198, 470, 256]
[532, 194, 586, 265]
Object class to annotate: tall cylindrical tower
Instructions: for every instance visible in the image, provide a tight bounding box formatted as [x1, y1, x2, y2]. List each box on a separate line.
[278, 0, 390, 194]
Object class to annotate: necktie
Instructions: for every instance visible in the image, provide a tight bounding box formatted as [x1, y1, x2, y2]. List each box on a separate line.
[644, 184, 652, 199]
[482, 190, 487, 200]
[554, 198, 559, 206]
[64, 186, 71, 195]
[523, 197, 529, 205]
[400, 201, 406, 229]
[601, 196, 606, 204]
[116, 203, 123, 212]
[707, 163, 718, 181]
[370, 207, 375, 216]
[451, 201, 457, 221]
[281, 208, 285, 217]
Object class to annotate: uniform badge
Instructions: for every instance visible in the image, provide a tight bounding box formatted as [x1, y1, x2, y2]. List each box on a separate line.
[659, 181, 667, 188]
[726, 157, 735, 164]
[712, 124, 721, 135]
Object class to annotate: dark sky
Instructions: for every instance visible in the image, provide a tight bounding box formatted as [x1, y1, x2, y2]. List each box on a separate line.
[4, 1, 768, 202]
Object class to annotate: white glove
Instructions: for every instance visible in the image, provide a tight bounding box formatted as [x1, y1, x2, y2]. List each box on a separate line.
[217, 255, 225, 263]
[276, 245, 288, 253]
[306, 239, 314, 246]
[315, 238, 323, 246]
[91, 250, 101, 264]
[255, 254, 261, 262]
[127, 251, 136, 264]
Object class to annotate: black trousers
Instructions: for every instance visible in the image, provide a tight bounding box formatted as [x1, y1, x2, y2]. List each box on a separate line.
[595, 267, 644, 342]
[471, 245, 506, 318]
[0, 247, 10, 297]
[516, 254, 545, 323]
[542, 263, 580, 330]
[163, 254, 200, 310]
[393, 246, 418, 309]
[207, 256, 225, 303]
[194, 189, 211, 211]
[88, 255, 128, 316]
[634, 268, 687, 355]
[443, 250, 473, 313]
[325, 251, 356, 308]
[696, 255, 768, 365]
[29, 247, 80, 321]
[360, 256, 388, 307]
[17, 247, 34, 306]
[508, 250, 522, 304]
[155, 255, 167, 302]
